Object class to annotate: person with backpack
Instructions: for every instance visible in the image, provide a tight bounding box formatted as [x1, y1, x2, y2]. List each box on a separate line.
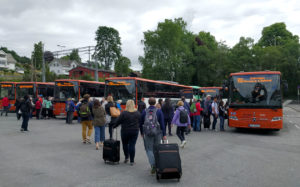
[92, 99, 106, 150]
[137, 98, 146, 113]
[162, 98, 174, 136]
[219, 100, 226, 131]
[140, 97, 166, 174]
[181, 96, 191, 134]
[203, 95, 212, 130]
[113, 100, 140, 165]
[65, 98, 75, 124]
[105, 96, 120, 139]
[1, 95, 9, 116]
[172, 101, 191, 148]
[78, 94, 93, 144]
[35, 98, 42, 120]
[20, 95, 32, 132]
[211, 97, 219, 131]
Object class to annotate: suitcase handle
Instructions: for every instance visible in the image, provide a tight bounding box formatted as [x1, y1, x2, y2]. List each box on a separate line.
[160, 139, 168, 144]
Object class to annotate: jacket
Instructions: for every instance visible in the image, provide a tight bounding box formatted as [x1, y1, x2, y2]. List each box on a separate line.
[20, 99, 32, 114]
[92, 106, 106, 126]
[140, 106, 166, 136]
[114, 111, 140, 132]
[105, 101, 115, 116]
[190, 102, 196, 116]
[161, 103, 174, 120]
[171, 106, 191, 127]
[137, 101, 146, 113]
[35, 100, 41, 109]
[65, 100, 75, 112]
[2, 97, 9, 107]
[183, 101, 190, 114]
[194, 102, 203, 116]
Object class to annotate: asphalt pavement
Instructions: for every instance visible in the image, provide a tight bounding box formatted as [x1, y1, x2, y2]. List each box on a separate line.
[0, 106, 300, 187]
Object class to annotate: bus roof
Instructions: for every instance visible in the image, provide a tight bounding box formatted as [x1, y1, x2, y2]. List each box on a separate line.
[16, 82, 54, 85]
[191, 86, 201, 89]
[200, 87, 222, 89]
[55, 79, 105, 85]
[106, 77, 192, 89]
[230, 71, 281, 76]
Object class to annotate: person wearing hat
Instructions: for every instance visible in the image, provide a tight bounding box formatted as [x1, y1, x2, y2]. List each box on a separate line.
[78, 94, 93, 144]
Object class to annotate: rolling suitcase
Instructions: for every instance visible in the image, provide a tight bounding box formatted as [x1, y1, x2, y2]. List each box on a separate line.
[103, 128, 120, 164]
[155, 140, 182, 182]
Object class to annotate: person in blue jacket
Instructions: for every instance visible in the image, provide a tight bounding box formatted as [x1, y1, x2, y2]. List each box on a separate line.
[65, 98, 75, 124]
[140, 97, 166, 174]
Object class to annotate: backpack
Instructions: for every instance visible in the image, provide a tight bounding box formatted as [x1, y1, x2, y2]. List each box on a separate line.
[20, 101, 28, 113]
[179, 109, 188, 123]
[79, 102, 90, 118]
[143, 108, 160, 136]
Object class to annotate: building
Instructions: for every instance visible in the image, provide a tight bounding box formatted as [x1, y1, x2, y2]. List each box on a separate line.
[69, 65, 117, 79]
[0, 50, 16, 70]
[49, 59, 79, 75]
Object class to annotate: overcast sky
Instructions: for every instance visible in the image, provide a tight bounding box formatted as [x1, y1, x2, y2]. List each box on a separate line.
[0, 0, 299, 70]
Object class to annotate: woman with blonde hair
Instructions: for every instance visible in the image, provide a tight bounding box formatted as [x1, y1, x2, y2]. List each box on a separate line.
[113, 100, 140, 165]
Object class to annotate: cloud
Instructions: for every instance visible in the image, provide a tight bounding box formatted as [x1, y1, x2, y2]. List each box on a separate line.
[0, 0, 299, 70]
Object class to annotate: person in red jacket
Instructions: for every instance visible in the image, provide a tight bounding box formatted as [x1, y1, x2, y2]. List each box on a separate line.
[1, 96, 9, 116]
[35, 99, 42, 119]
[194, 99, 203, 131]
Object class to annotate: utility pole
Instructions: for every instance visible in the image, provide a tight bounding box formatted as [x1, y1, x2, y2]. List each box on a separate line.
[95, 59, 98, 82]
[88, 46, 91, 62]
[42, 43, 46, 82]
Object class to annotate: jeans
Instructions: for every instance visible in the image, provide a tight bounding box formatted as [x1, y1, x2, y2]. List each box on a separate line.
[219, 115, 225, 131]
[212, 114, 218, 130]
[94, 126, 105, 143]
[21, 113, 30, 131]
[1, 106, 9, 116]
[143, 134, 162, 167]
[81, 120, 93, 140]
[193, 115, 201, 131]
[121, 130, 139, 163]
[176, 126, 186, 142]
[66, 111, 74, 124]
[36, 109, 41, 119]
[42, 108, 47, 119]
[164, 118, 172, 134]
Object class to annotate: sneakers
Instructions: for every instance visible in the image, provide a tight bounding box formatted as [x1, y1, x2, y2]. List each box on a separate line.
[180, 140, 187, 148]
[124, 159, 129, 164]
[20, 128, 24, 132]
[86, 137, 91, 144]
[151, 166, 156, 174]
[130, 162, 135, 166]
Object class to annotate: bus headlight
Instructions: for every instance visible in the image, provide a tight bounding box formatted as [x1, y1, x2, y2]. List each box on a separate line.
[229, 116, 238, 120]
[271, 117, 282, 122]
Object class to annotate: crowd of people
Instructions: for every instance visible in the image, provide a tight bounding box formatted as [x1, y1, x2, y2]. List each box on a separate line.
[1, 94, 227, 174]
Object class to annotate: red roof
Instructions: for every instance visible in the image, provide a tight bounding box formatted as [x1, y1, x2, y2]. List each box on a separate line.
[230, 71, 281, 76]
[55, 79, 105, 85]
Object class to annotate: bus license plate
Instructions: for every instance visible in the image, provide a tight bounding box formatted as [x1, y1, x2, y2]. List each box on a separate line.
[249, 124, 260, 128]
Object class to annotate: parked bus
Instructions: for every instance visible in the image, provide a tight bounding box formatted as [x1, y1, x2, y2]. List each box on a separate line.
[200, 87, 222, 99]
[227, 71, 283, 130]
[105, 77, 193, 108]
[0, 82, 17, 111]
[53, 79, 105, 117]
[16, 82, 54, 101]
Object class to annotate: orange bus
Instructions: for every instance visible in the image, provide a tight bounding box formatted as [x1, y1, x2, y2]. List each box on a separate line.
[15, 82, 54, 101]
[53, 79, 105, 117]
[105, 77, 193, 108]
[200, 87, 222, 99]
[227, 71, 283, 130]
[0, 82, 17, 111]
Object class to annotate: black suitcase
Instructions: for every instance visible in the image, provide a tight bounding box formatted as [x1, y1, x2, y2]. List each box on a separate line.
[103, 129, 120, 164]
[155, 140, 182, 182]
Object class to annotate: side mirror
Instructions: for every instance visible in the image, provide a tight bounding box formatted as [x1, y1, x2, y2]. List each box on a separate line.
[282, 80, 288, 93]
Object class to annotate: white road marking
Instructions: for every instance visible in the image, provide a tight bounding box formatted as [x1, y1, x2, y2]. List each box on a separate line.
[295, 125, 300, 129]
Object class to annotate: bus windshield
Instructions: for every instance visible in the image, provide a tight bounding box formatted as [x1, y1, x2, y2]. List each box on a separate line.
[54, 81, 78, 101]
[201, 88, 220, 98]
[106, 79, 135, 103]
[0, 84, 15, 99]
[16, 85, 35, 98]
[229, 74, 281, 107]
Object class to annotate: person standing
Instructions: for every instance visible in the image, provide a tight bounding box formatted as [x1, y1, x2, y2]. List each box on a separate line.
[1, 95, 9, 116]
[172, 101, 191, 148]
[105, 96, 119, 139]
[194, 99, 203, 131]
[65, 98, 75, 124]
[211, 97, 219, 131]
[46, 97, 53, 119]
[92, 99, 106, 150]
[162, 98, 174, 136]
[190, 99, 197, 131]
[137, 98, 146, 113]
[219, 101, 225, 131]
[20, 95, 32, 132]
[114, 100, 140, 165]
[203, 95, 212, 130]
[15, 97, 22, 120]
[35, 98, 41, 120]
[42, 97, 47, 119]
[140, 97, 166, 174]
[78, 94, 93, 144]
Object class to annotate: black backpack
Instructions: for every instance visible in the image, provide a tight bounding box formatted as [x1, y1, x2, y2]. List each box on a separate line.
[20, 101, 28, 113]
[179, 109, 188, 123]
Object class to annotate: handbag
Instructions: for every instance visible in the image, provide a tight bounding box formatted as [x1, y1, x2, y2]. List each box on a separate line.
[110, 106, 120, 117]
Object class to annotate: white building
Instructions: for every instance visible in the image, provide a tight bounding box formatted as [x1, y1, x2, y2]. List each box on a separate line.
[0, 50, 16, 70]
[49, 59, 79, 75]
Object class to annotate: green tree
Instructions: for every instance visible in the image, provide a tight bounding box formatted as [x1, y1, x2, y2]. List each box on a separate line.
[0, 47, 31, 64]
[114, 56, 131, 76]
[61, 49, 81, 63]
[32, 42, 43, 70]
[94, 26, 122, 70]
